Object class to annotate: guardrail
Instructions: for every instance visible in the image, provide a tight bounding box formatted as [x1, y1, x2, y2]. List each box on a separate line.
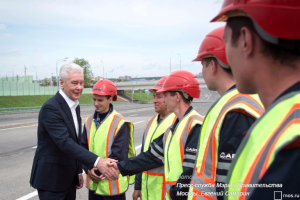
[0, 106, 42, 114]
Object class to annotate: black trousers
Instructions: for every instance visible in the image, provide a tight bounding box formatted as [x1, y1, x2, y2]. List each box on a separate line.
[89, 190, 126, 200]
[38, 177, 76, 200]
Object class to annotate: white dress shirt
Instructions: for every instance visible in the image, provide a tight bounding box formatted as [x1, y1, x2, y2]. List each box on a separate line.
[59, 90, 100, 169]
[59, 90, 79, 137]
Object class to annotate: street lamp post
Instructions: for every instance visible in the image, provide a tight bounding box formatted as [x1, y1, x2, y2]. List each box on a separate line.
[178, 53, 181, 70]
[106, 69, 114, 79]
[6, 71, 12, 81]
[101, 61, 105, 80]
[56, 57, 68, 91]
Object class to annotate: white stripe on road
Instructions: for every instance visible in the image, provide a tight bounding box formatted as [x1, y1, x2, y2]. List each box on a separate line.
[32, 146, 37, 148]
[129, 114, 137, 117]
[17, 143, 144, 200]
[133, 121, 144, 124]
[16, 191, 38, 200]
[0, 124, 37, 131]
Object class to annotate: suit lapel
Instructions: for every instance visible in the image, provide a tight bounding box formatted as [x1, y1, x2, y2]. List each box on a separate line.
[56, 92, 78, 142]
[76, 105, 81, 143]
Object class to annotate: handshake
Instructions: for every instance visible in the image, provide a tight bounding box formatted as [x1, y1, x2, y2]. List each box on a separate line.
[88, 158, 121, 183]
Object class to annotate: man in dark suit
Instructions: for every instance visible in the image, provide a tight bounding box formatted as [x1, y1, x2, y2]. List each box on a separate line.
[30, 63, 119, 200]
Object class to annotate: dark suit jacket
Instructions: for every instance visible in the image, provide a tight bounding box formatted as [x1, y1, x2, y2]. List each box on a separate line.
[30, 92, 98, 192]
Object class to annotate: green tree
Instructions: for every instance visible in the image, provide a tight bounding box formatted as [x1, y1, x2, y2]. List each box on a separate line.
[73, 58, 94, 88]
[41, 78, 50, 86]
[53, 80, 57, 86]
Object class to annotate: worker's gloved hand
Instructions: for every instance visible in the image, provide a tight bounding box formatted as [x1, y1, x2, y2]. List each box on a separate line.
[132, 190, 142, 200]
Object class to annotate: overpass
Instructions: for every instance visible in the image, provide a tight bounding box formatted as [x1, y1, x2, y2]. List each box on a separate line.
[115, 78, 207, 90]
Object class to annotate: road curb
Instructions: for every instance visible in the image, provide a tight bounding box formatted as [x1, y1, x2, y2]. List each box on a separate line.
[0, 122, 38, 129]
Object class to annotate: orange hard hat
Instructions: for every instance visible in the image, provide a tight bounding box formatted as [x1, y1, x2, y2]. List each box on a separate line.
[91, 79, 117, 101]
[157, 70, 200, 98]
[149, 76, 168, 92]
[211, 0, 300, 40]
[193, 26, 229, 68]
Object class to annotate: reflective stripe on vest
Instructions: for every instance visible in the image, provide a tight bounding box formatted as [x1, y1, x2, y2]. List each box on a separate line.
[225, 91, 300, 200]
[163, 109, 204, 200]
[84, 110, 135, 196]
[189, 88, 264, 200]
[141, 113, 177, 200]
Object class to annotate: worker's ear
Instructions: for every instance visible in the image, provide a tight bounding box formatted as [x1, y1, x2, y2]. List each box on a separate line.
[211, 59, 217, 75]
[176, 92, 180, 102]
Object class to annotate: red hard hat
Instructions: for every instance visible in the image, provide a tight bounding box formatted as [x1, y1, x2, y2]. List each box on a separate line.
[157, 70, 200, 98]
[211, 0, 300, 40]
[91, 79, 118, 101]
[149, 76, 168, 92]
[193, 26, 229, 67]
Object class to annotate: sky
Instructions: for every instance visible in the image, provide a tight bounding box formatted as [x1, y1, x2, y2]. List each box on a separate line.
[0, 0, 225, 80]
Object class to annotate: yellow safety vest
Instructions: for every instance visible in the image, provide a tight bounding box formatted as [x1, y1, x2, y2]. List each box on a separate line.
[163, 109, 204, 200]
[84, 110, 135, 196]
[189, 88, 264, 200]
[225, 91, 300, 200]
[141, 113, 177, 200]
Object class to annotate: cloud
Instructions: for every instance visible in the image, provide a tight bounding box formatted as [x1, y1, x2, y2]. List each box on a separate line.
[7, 49, 17, 53]
[0, 48, 17, 54]
[0, 24, 6, 30]
[0, 34, 10, 39]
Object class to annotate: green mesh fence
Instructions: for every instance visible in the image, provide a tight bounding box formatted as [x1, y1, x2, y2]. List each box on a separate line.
[0, 81, 93, 96]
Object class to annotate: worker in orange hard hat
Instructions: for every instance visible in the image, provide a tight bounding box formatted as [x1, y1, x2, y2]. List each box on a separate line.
[80, 79, 136, 200]
[106, 70, 204, 200]
[187, 26, 264, 200]
[132, 76, 177, 200]
[210, 1, 300, 199]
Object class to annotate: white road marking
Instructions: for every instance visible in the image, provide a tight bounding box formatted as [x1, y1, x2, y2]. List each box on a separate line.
[135, 144, 142, 150]
[32, 146, 37, 149]
[133, 121, 144, 124]
[0, 124, 37, 131]
[129, 114, 137, 117]
[16, 191, 38, 200]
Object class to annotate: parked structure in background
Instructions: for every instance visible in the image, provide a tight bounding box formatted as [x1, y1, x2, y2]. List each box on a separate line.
[92, 76, 104, 82]
[119, 75, 131, 81]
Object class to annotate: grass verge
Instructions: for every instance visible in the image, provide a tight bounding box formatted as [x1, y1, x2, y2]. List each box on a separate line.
[0, 94, 120, 108]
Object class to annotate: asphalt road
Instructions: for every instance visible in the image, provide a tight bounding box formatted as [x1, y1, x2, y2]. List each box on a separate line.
[0, 89, 220, 200]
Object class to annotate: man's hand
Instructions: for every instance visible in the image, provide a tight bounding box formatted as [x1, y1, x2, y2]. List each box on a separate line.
[87, 168, 101, 183]
[76, 174, 83, 189]
[96, 158, 119, 180]
[133, 190, 142, 200]
[99, 162, 120, 180]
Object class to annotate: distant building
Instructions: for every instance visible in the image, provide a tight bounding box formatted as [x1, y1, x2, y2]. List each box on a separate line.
[196, 73, 203, 78]
[93, 76, 103, 82]
[119, 75, 131, 81]
[131, 78, 147, 82]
